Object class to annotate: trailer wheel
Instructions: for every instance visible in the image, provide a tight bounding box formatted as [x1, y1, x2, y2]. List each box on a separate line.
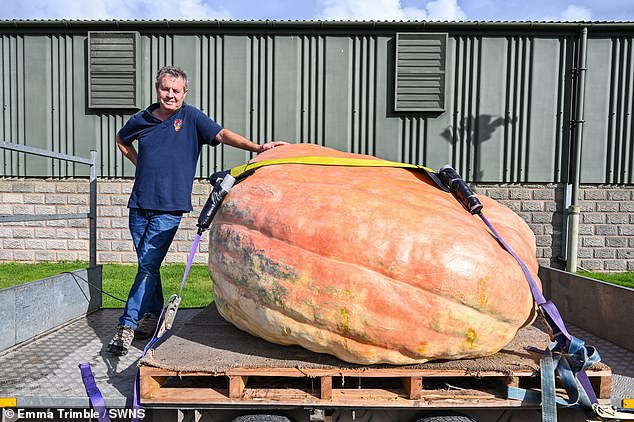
[231, 415, 293, 422]
[414, 414, 479, 422]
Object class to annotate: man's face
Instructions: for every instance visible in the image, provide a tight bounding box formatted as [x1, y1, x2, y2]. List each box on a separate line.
[156, 75, 187, 114]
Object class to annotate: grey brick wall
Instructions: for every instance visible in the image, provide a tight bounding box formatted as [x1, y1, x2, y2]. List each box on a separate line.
[1, 178, 634, 272]
[473, 183, 634, 271]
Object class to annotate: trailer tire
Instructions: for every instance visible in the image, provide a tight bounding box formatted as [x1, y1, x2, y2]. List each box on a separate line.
[414, 414, 479, 422]
[231, 415, 293, 422]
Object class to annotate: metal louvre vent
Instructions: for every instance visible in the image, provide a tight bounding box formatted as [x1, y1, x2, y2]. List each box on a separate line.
[395, 33, 447, 112]
[88, 31, 139, 109]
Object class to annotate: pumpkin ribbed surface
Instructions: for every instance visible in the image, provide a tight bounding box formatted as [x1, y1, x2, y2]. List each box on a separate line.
[208, 144, 540, 365]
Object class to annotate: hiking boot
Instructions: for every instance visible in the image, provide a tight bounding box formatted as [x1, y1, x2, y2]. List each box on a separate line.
[134, 313, 159, 340]
[107, 325, 134, 356]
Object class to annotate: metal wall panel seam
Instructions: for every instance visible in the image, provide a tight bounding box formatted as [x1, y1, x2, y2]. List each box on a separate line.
[198, 34, 209, 177]
[460, 35, 473, 177]
[358, 35, 366, 155]
[65, 35, 74, 177]
[618, 36, 627, 183]
[473, 35, 482, 182]
[518, 37, 535, 182]
[1, 36, 11, 174]
[302, 35, 311, 145]
[555, 37, 566, 182]
[467, 35, 478, 181]
[299, 35, 306, 143]
[607, 37, 619, 183]
[619, 37, 632, 182]
[367, 35, 376, 158]
[615, 37, 626, 182]
[350, 35, 359, 154]
[247, 34, 256, 145]
[626, 38, 634, 183]
[466, 35, 476, 177]
[266, 35, 274, 144]
[511, 36, 521, 182]
[317, 35, 325, 146]
[303, 35, 312, 144]
[360, 36, 368, 156]
[215, 35, 224, 173]
[50, 35, 58, 177]
[362, 35, 371, 157]
[614, 36, 625, 183]
[503, 36, 514, 182]
[302, 36, 318, 144]
[17, 35, 25, 176]
[450, 36, 462, 171]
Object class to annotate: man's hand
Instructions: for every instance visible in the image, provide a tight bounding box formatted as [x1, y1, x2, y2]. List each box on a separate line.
[258, 141, 289, 153]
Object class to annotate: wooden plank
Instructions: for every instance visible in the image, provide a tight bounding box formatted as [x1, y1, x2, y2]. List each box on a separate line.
[401, 376, 422, 399]
[226, 366, 537, 378]
[229, 375, 248, 399]
[142, 387, 230, 404]
[138, 364, 612, 407]
[241, 388, 318, 402]
[591, 375, 613, 400]
[321, 376, 333, 400]
[139, 367, 167, 400]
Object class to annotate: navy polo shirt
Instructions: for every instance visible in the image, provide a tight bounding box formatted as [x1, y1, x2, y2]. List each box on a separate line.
[118, 103, 222, 212]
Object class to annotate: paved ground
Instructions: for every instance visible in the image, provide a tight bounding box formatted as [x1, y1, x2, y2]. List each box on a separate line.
[0, 308, 631, 409]
[0, 308, 202, 407]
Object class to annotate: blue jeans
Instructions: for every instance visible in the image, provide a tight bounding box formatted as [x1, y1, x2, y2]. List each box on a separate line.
[118, 208, 183, 329]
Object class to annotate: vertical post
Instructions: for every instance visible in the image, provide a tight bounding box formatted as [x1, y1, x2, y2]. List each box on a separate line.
[89, 150, 97, 267]
[566, 27, 588, 273]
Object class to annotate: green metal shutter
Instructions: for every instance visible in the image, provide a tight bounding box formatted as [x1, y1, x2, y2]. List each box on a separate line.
[394, 33, 447, 112]
[88, 31, 140, 109]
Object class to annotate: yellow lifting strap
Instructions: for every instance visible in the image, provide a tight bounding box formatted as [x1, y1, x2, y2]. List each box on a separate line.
[229, 155, 436, 179]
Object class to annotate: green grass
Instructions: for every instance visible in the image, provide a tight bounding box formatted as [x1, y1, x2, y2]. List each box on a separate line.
[0, 261, 87, 289]
[0, 261, 213, 309]
[578, 271, 634, 289]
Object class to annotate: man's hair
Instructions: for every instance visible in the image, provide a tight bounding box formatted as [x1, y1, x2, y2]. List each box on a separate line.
[155, 66, 188, 90]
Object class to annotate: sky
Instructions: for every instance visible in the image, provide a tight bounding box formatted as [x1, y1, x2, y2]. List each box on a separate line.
[0, 0, 633, 22]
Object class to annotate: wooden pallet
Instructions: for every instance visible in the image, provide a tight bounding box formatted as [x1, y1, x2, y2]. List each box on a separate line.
[140, 364, 612, 408]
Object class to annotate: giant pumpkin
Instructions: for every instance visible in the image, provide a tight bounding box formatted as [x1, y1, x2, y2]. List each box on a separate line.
[208, 143, 540, 365]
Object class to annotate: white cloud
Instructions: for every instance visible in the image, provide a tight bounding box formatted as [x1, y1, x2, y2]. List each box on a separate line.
[0, 0, 233, 20]
[561, 4, 593, 21]
[315, 0, 465, 21]
[424, 0, 466, 21]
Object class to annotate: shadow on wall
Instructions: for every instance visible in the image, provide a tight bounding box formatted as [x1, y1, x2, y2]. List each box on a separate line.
[440, 114, 516, 181]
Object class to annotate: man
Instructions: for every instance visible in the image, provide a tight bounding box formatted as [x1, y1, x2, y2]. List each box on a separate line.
[108, 66, 287, 356]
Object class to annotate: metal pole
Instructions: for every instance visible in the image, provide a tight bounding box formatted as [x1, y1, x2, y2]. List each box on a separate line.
[89, 150, 98, 268]
[566, 27, 588, 273]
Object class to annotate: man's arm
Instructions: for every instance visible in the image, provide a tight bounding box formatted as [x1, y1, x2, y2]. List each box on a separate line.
[116, 133, 138, 166]
[215, 128, 288, 153]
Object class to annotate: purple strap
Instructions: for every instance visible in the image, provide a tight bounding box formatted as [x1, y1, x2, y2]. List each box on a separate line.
[179, 233, 201, 297]
[132, 233, 202, 421]
[479, 213, 572, 347]
[79, 363, 111, 422]
[478, 212, 598, 405]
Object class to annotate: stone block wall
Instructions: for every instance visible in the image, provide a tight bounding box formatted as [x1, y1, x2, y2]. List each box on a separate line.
[473, 183, 634, 271]
[1, 178, 634, 271]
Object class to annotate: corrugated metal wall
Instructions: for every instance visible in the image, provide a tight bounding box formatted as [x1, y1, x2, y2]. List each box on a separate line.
[1, 24, 633, 184]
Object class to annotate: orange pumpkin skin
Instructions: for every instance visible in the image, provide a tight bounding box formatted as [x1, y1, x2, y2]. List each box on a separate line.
[208, 144, 540, 365]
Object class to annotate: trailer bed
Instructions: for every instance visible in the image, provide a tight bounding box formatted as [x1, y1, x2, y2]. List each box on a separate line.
[138, 304, 611, 408]
[0, 303, 631, 412]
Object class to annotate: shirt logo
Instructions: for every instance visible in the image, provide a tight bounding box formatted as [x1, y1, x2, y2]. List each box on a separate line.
[174, 119, 183, 132]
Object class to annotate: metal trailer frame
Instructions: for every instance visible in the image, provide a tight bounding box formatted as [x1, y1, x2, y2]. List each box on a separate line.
[0, 140, 98, 267]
